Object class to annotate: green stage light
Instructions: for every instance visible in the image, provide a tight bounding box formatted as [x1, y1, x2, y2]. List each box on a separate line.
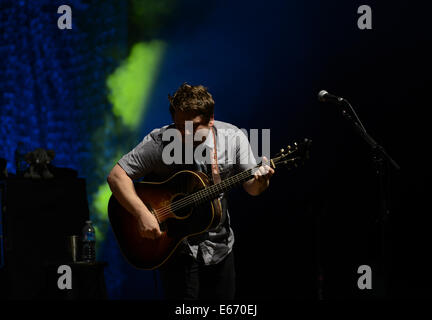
[106, 41, 166, 129]
[94, 183, 111, 221]
[92, 41, 166, 249]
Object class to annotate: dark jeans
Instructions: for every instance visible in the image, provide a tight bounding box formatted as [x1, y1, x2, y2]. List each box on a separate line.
[159, 251, 236, 300]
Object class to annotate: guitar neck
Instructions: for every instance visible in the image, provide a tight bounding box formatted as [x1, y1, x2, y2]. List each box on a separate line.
[162, 138, 311, 213]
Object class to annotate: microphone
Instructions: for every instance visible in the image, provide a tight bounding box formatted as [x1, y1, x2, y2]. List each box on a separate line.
[318, 90, 368, 132]
[317, 90, 346, 104]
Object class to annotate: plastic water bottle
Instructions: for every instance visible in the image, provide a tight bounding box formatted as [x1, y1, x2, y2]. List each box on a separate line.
[81, 220, 96, 262]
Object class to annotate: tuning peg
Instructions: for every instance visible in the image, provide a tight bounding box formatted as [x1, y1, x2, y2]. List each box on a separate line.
[280, 148, 285, 153]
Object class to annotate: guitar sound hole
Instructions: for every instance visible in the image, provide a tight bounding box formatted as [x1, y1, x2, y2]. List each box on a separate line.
[171, 194, 191, 218]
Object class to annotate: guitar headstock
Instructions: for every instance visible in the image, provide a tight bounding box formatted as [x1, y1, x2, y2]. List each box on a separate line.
[269, 138, 312, 170]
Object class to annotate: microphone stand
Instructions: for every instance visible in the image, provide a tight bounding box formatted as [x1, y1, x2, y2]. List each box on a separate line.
[337, 99, 400, 298]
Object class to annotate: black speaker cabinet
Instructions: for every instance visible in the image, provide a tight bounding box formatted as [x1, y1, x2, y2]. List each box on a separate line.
[0, 177, 89, 299]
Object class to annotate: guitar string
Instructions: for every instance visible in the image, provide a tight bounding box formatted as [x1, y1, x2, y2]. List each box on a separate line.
[153, 167, 257, 220]
[153, 168, 254, 219]
[154, 155, 297, 218]
[151, 151, 299, 220]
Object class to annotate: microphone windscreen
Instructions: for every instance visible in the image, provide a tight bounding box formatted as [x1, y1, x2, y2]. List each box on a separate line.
[318, 90, 328, 102]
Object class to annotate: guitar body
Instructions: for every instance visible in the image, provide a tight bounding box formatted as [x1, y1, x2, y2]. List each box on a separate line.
[108, 170, 222, 270]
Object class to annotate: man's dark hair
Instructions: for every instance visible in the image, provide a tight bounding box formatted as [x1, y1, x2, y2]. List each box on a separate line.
[168, 83, 215, 122]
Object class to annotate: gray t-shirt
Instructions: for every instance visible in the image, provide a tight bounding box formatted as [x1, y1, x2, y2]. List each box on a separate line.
[117, 120, 257, 265]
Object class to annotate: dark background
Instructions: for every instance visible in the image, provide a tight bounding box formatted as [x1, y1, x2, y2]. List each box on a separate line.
[0, 0, 430, 299]
[226, 1, 432, 299]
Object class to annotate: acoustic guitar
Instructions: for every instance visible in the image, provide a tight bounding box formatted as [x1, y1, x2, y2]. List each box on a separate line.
[108, 139, 311, 269]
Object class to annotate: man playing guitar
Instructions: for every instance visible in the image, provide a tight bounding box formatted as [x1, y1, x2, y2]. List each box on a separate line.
[107, 83, 274, 300]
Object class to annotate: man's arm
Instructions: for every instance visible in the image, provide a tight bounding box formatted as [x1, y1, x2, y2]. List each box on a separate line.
[243, 156, 274, 196]
[107, 164, 162, 239]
